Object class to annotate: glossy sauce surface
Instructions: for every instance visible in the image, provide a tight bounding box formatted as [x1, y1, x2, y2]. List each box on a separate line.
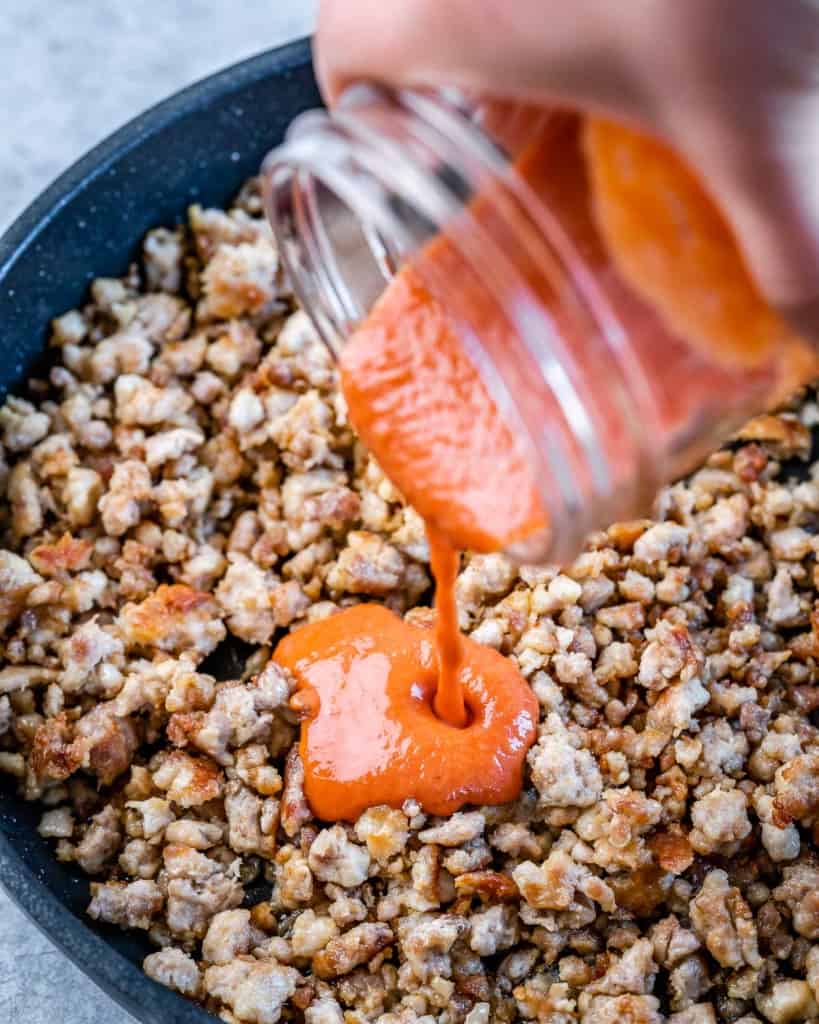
[276, 277, 542, 818]
[274, 113, 818, 824]
[274, 603, 538, 822]
[428, 527, 467, 728]
[340, 115, 819, 557]
[339, 262, 549, 554]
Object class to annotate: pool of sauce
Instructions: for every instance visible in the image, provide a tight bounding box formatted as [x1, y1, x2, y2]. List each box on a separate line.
[273, 112, 811, 823]
[273, 191, 549, 822]
[274, 602, 538, 822]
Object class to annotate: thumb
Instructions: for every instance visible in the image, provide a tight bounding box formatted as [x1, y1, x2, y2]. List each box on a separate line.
[665, 99, 819, 340]
[315, 0, 642, 111]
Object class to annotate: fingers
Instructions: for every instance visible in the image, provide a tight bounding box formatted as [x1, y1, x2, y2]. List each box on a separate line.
[315, 0, 644, 113]
[713, 152, 819, 341]
[650, 6, 819, 338]
[315, 0, 477, 103]
[315, 0, 819, 342]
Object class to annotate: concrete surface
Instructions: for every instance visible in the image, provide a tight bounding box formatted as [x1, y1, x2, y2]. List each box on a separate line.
[0, 3, 316, 1020]
[1, 0, 316, 231]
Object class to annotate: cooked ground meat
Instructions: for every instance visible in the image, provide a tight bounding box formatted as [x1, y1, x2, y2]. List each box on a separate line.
[2, 177, 819, 1023]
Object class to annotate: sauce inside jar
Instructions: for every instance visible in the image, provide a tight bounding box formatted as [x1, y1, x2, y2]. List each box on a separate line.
[274, 112, 817, 822]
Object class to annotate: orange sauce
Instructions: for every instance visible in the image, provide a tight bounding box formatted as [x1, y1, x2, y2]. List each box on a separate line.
[428, 527, 467, 729]
[273, 220, 547, 821]
[273, 112, 819, 824]
[338, 262, 548, 554]
[274, 603, 538, 822]
[274, 255, 541, 819]
[584, 118, 816, 395]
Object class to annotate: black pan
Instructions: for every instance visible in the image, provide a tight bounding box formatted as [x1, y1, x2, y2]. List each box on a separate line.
[0, 37, 319, 1024]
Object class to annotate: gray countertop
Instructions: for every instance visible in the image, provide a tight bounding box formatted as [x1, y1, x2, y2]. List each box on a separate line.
[0, 2, 315, 1020]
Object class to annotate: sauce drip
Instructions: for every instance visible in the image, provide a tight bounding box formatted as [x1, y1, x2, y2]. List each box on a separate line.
[273, 252, 544, 820]
[273, 223, 547, 821]
[428, 528, 467, 729]
[274, 602, 538, 822]
[274, 111, 816, 824]
[338, 263, 549, 553]
[340, 114, 819, 560]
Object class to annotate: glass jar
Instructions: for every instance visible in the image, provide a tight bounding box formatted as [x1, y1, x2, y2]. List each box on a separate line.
[261, 84, 816, 564]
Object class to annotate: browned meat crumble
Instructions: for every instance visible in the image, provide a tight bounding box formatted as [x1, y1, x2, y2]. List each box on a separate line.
[2, 177, 819, 1024]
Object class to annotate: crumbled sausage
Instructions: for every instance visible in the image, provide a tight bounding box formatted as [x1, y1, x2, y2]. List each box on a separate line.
[469, 905, 519, 956]
[38, 806, 75, 839]
[0, 397, 50, 452]
[75, 804, 123, 874]
[118, 584, 225, 657]
[88, 879, 163, 930]
[527, 714, 603, 810]
[143, 227, 184, 294]
[418, 812, 485, 847]
[204, 957, 300, 1024]
[304, 997, 345, 1024]
[152, 751, 223, 808]
[202, 909, 266, 964]
[8, 176, 819, 1024]
[307, 825, 370, 887]
[280, 746, 312, 838]
[200, 238, 279, 321]
[690, 870, 761, 969]
[399, 914, 466, 983]
[224, 781, 279, 859]
[773, 754, 819, 826]
[355, 806, 409, 864]
[164, 845, 243, 939]
[578, 994, 664, 1024]
[164, 819, 223, 850]
[313, 922, 394, 980]
[143, 946, 202, 998]
[755, 981, 818, 1024]
[325, 532, 407, 597]
[587, 938, 657, 995]
[215, 555, 280, 644]
[513, 850, 615, 914]
[690, 789, 752, 855]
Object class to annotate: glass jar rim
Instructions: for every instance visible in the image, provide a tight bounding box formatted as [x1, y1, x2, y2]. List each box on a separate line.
[262, 86, 665, 563]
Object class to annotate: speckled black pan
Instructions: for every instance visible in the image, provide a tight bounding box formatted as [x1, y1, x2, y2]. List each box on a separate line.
[0, 37, 319, 1024]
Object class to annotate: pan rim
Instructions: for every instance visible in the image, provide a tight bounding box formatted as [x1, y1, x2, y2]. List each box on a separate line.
[0, 35, 312, 1024]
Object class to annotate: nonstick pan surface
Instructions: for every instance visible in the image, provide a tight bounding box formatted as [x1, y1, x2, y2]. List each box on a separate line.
[0, 37, 318, 1024]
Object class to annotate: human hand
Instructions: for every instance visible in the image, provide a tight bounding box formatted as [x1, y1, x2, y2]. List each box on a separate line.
[316, 0, 819, 336]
